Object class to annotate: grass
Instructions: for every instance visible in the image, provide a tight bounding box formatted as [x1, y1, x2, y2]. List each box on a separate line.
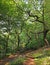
[35, 57, 50, 65]
[33, 48, 50, 65]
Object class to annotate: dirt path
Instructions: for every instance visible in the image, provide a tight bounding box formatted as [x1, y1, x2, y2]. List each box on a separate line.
[0, 47, 50, 65]
[0, 53, 20, 65]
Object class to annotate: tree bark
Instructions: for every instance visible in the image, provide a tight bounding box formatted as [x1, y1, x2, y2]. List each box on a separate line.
[44, 29, 49, 46]
[17, 34, 20, 50]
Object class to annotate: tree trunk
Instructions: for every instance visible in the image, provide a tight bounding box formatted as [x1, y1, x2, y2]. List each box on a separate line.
[44, 29, 49, 46]
[17, 34, 20, 50]
[4, 33, 9, 57]
[42, 4, 49, 46]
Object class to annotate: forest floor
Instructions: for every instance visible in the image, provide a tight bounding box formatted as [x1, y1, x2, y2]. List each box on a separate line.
[0, 47, 50, 65]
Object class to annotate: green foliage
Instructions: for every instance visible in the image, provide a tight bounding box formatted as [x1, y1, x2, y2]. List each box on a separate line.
[31, 49, 50, 65]
[0, 0, 50, 59]
[35, 57, 50, 65]
[10, 57, 25, 65]
[0, 35, 6, 59]
[46, 31, 50, 44]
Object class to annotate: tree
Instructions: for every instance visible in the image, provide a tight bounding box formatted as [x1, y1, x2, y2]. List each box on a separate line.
[0, 0, 50, 56]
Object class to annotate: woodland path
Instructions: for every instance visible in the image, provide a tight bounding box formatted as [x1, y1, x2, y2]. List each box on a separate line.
[0, 47, 50, 65]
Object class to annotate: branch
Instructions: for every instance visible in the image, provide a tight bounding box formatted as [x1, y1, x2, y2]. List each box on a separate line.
[30, 29, 49, 35]
[13, 0, 45, 24]
[30, 31, 44, 34]
[36, 19, 44, 24]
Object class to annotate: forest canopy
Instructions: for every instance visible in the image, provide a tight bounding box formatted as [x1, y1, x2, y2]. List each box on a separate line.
[0, 0, 50, 59]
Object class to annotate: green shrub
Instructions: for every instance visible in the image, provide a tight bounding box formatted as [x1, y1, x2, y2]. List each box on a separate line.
[25, 34, 44, 50]
[25, 40, 43, 50]
[0, 35, 6, 59]
[10, 57, 25, 65]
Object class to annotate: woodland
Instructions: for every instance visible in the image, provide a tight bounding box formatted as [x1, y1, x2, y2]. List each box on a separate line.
[0, 0, 50, 65]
